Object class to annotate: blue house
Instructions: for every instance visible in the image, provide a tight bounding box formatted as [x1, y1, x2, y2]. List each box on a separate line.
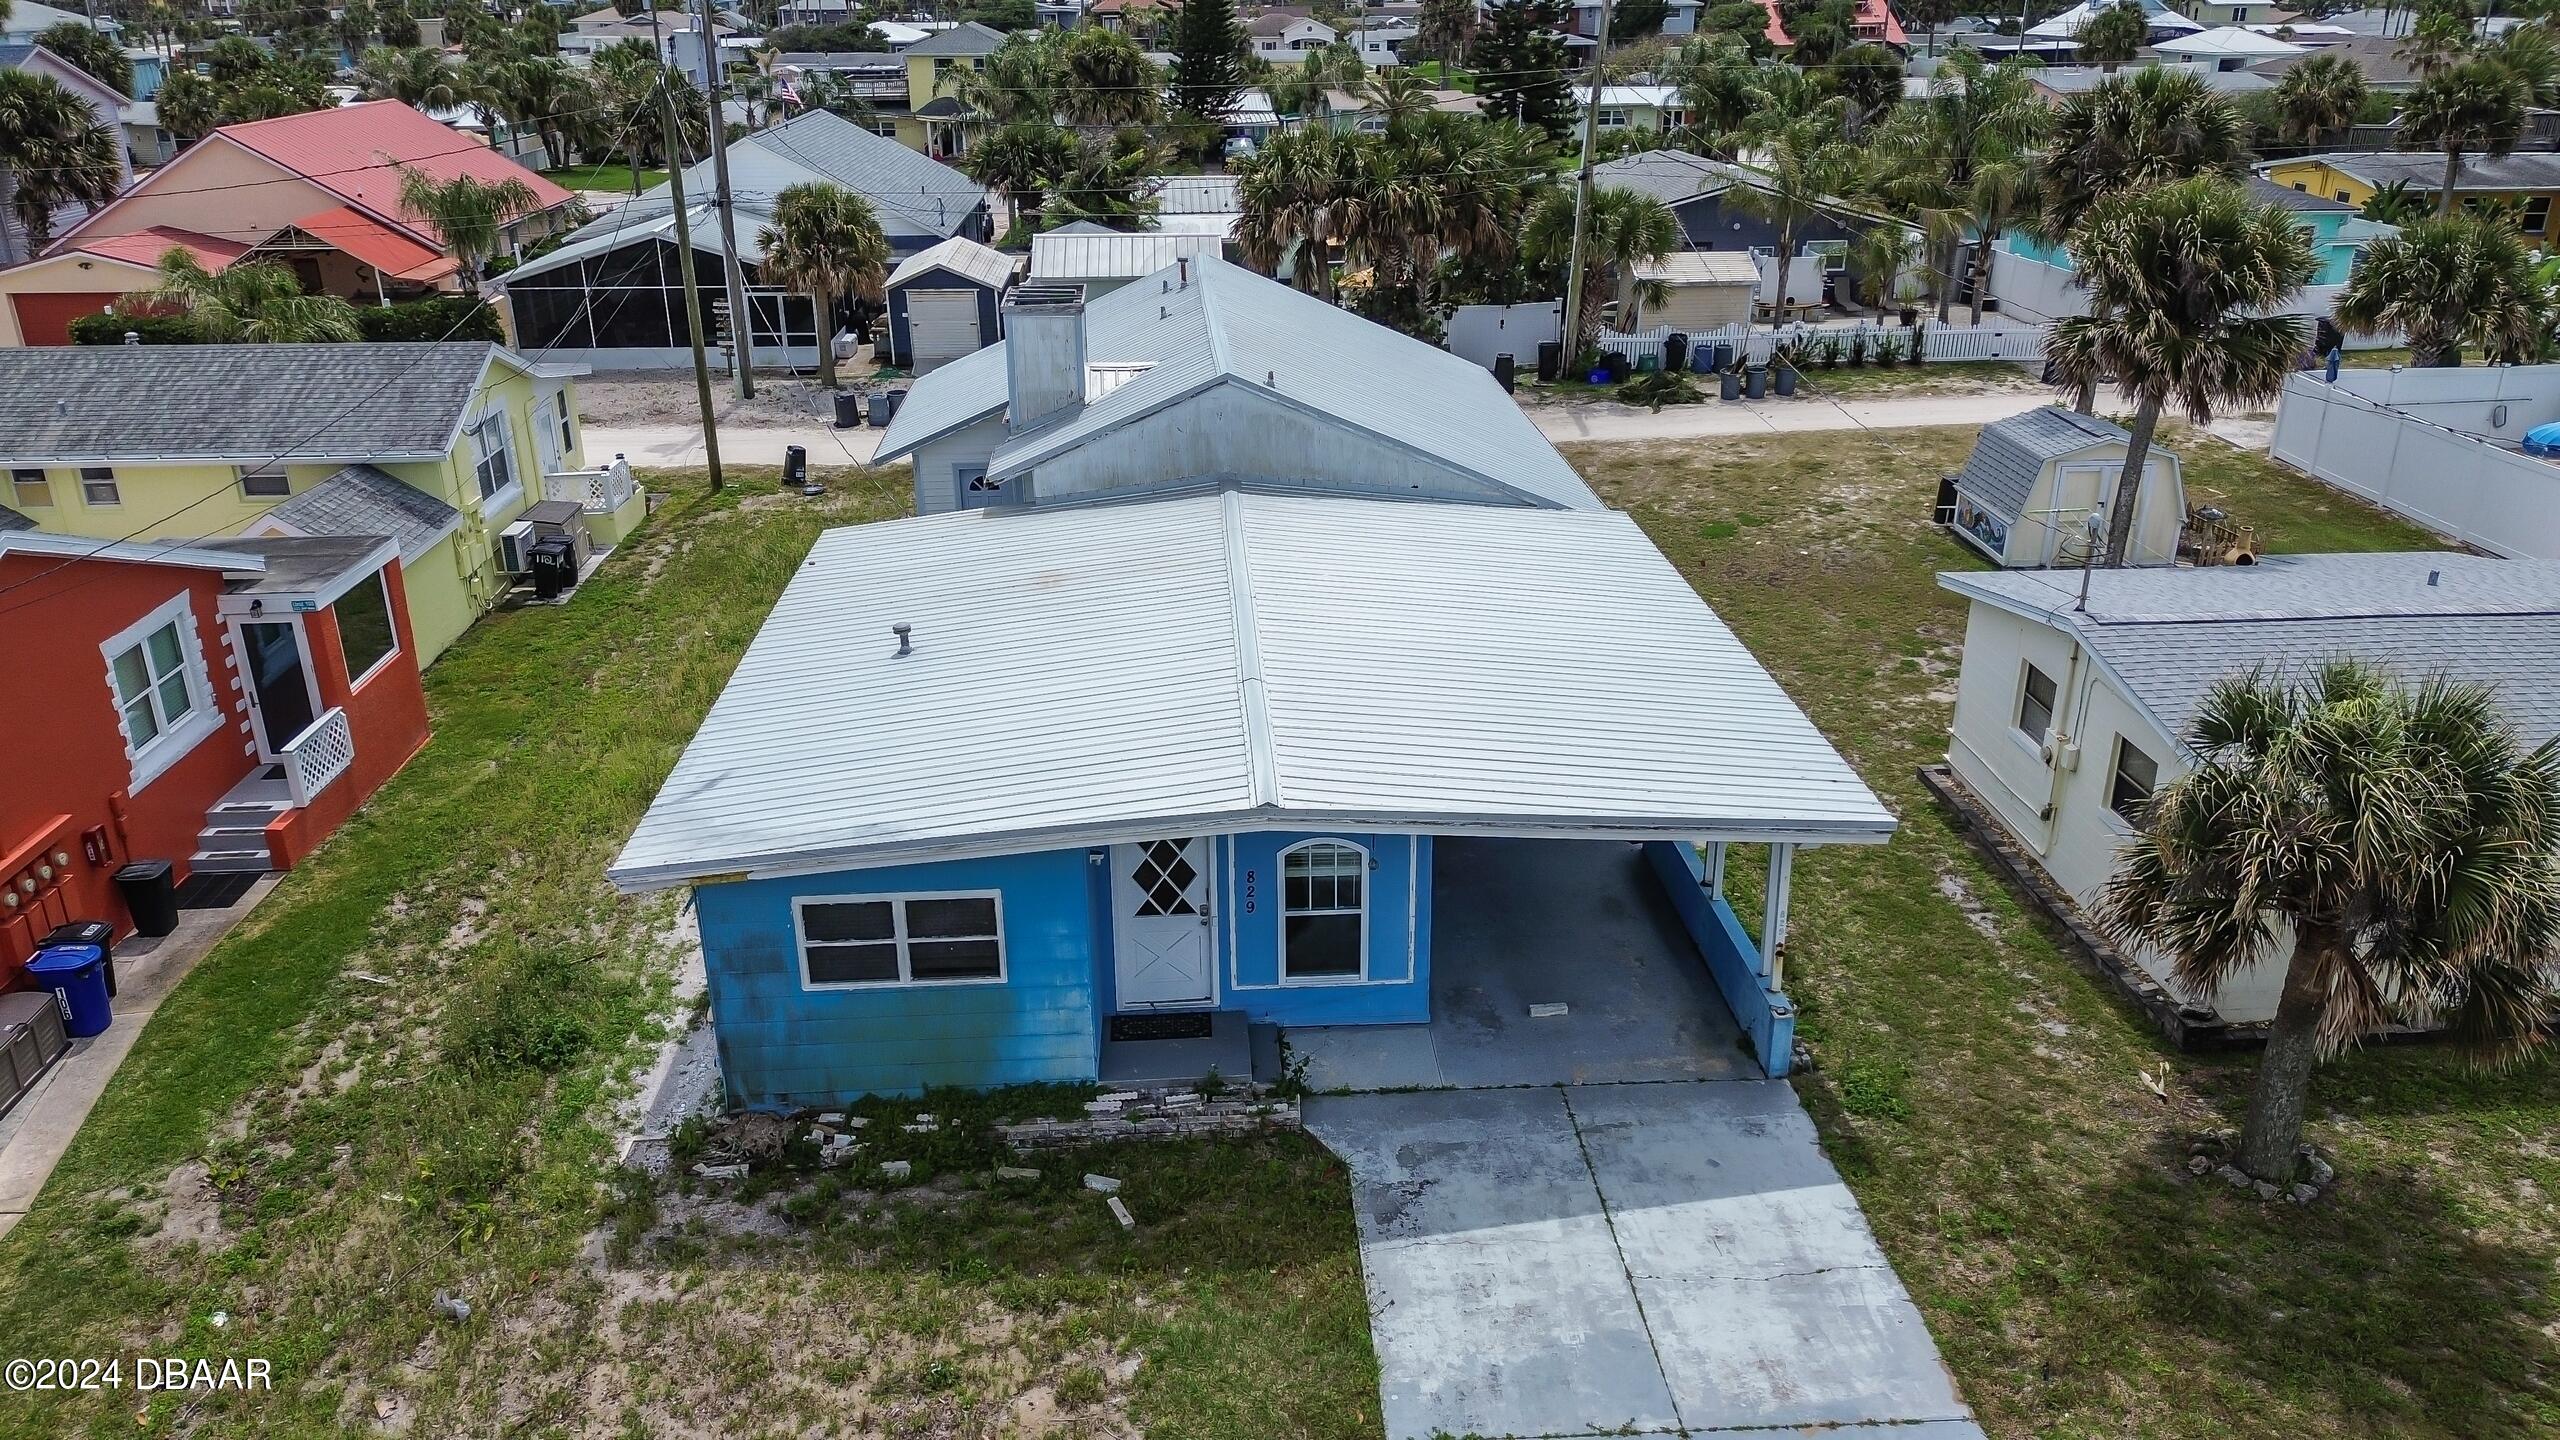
[610, 261, 1895, 1103]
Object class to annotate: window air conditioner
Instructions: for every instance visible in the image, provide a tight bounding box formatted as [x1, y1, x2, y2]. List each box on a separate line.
[497, 519, 537, 576]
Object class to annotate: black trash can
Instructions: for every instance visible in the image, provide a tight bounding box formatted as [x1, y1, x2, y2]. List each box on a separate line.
[114, 861, 177, 940]
[1599, 351, 1630, 383]
[1536, 340, 1561, 382]
[1492, 353, 1516, 393]
[43, 920, 116, 997]
[529, 536, 578, 601]
[1719, 369, 1742, 401]
[831, 390, 862, 429]
[869, 389, 905, 428]
[1663, 332, 1689, 375]
[1745, 364, 1767, 400]
[784, 444, 808, 488]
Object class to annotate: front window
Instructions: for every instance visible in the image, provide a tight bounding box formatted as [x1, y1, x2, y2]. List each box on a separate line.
[2018, 664, 2057, 741]
[10, 469, 49, 508]
[101, 596, 210, 786]
[334, 569, 398, 683]
[1281, 841, 1367, 980]
[551, 390, 576, 455]
[471, 412, 516, 504]
[240, 463, 291, 498]
[797, 893, 1006, 987]
[1598, 107, 1630, 128]
[2526, 195, 2552, 234]
[2110, 738, 2158, 821]
[80, 467, 119, 506]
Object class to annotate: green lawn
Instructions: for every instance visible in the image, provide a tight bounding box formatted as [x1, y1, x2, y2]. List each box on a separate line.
[0, 470, 1372, 1439]
[1564, 425, 2560, 1439]
[542, 161, 667, 193]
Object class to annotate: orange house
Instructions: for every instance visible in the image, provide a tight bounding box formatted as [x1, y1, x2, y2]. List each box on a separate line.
[0, 527, 431, 977]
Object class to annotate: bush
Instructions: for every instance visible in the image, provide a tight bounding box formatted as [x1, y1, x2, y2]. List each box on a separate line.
[355, 296, 505, 343]
[1615, 368, 1705, 411]
[67, 311, 205, 345]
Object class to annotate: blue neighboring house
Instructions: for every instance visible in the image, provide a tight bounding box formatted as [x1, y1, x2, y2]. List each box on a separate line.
[2005, 176, 2392, 288]
[609, 261, 1896, 1103]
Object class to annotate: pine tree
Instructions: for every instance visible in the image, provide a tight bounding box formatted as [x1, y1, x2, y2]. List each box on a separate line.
[1172, 0, 1248, 122]
[1476, 0, 1573, 139]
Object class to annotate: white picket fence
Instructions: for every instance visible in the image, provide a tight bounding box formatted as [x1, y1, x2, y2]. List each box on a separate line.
[1594, 319, 2049, 371]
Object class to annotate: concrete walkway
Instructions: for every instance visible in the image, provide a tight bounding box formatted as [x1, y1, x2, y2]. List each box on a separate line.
[1527, 389, 2053, 445]
[0, 876, 278, 1240]
[587, 389, 2050, 471]
[1304, 1084, 1982, 1440]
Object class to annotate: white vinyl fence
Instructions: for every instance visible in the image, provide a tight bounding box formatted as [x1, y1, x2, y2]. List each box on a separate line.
[1445, 300, 1562, 372]
[1988, 247, 2398, 349]
[1593, 319, 2048, 370]
[2270, 371, 2560, 560]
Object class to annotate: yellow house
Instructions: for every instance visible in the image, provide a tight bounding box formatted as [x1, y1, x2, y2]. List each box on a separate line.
[898, 22, 1006, 158]
[2258, 152, 2560, 241]
[0, 342, 642, 666]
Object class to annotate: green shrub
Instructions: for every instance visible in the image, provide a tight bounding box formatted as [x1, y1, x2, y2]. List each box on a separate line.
[66, 311, 204, 345]
[354, 296, 505, 343]
[1615, 368, 1705, 411]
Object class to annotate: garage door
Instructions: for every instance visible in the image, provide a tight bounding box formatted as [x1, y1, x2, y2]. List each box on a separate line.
[10, 292, 121, 346]
[904, 290, 982, 372]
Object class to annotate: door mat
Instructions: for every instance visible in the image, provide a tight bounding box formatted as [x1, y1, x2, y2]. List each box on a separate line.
[1108, 1012, 1214, 1043]
[175, 872, 263, 910]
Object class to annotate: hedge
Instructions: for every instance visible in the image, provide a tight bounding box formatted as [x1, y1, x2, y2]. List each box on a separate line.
[68, 297, 505, 346]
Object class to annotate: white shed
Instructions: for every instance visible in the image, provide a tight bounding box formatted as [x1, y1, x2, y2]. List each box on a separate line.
[1939, 407, 2187, 568]
[1629, 251, 1760, 333]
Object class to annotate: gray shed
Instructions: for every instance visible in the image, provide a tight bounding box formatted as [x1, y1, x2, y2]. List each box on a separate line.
[884, 236, 1014, 374]
[1940, 406, 2187, 568]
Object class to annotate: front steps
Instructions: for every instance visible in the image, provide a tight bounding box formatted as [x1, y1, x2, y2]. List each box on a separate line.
[190, 768, 288, 875]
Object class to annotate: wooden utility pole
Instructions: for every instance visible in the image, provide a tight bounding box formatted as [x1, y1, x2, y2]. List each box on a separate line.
[1559, 0, 1618, 366]
[658, 70, 726, 491]
[694, 0, 756, 399]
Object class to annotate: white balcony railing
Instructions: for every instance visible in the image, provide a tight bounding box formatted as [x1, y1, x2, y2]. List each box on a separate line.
[281, 707, 355, 807]
[543, 455, 636, 514]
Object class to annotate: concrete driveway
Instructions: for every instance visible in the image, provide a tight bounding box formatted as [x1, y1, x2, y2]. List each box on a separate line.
[1305, 1083, 1981, 1440]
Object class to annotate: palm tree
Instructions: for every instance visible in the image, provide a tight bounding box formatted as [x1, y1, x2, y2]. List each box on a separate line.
[354, 44, 470, 110]
[2359, 177, 2429, 224]
[2336, 213, 2553, 366]
[2046, 177, 2314, 566]
[1060, 27, 1162, 131]
[1726, 118, 1859, 325]
[2102, 664, 2560, 1184]
[1525, 184, 1678, 355]
[2400, 58, 2530, 215]
[1363, 69, 1438, 133]
[481, 56, 590, 171]
[0, 70, 123, 253]
[1962, 156, 2038, 324]
[959, 119, 1078, 231]
[2040, 67, 2250, 239]
[1236, 126, 1373, 300]
[1662, 35, 1762, 159]
[1389, 113, 1538, 308]
[1042, 129, 1172, 231]
[1882, 51, 2045, 321]
[2272, 52, 2367, 149]
[140, 249, 364, 342]
[1847, 223, 1916, 321]
[394, 167, 542, 279]
[2075, 0, 2147, 71]
[755, 182, 889, 389]
[1830, 44, 1905, 131]
[1266, 41, 1367, 119]
[949, 30, 1065, 126]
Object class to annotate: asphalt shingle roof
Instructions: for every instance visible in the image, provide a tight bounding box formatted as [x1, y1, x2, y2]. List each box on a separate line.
[902, 20, 1005, 54]
[260, 463, 464, 563]
[0, 343, 502, 464]
[1949, 405, 2128, 523]
[2294, 149, 2560, 193]
[0, 501, 32, 532]
[2248, 174, 2353, 212]
[1942, 553, 2560, 746]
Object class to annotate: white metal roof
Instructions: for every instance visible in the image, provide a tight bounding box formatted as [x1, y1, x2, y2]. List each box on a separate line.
[1635, 251, 1761, 285]
[2152, 24, 2304, 56]
[609, 492, 1893, 891]
[1030, 229, 1224, 281]
[887, 234, 1016, 290]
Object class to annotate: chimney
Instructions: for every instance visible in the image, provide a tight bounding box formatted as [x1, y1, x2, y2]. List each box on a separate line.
[1003, 284, 1087, 433]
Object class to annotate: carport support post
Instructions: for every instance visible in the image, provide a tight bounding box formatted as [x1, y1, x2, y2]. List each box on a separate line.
[1705, 842, 1728, 899]
[1761, 843, 1794, 988]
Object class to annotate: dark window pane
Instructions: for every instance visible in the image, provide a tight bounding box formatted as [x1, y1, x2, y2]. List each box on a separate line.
[1285, 913, 1362, 977]
[586, 240, 666, 289]
[1336, 872, 1363, 910]
[2019, 665, 2056, 739]
[806, 942, 899, 984]
[908, 938, 1001, 980]
[334, 572, 397, 680]
[2110, 741, 2158, 820]
[1285, 874, 1311, 910]
[511, 285, 593, 350]
[804, 901, 894, 943]
[592, 288, 676, 348]
[906, 897, 997, 939]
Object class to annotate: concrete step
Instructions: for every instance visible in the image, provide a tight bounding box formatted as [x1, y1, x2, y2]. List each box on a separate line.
[196, 822, 270, 850]
[188, 848, 274, 875]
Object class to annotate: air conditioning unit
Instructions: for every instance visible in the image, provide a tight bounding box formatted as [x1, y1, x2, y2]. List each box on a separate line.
[496, 519, 537, 576]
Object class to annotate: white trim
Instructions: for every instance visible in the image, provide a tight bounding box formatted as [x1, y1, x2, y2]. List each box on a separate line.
[227, 615, 324, 764]
[1277, 838, 1370, 985]
[790, 889, 1008, 991]
[1110, 836, 1219, 1009]
[100, 592, 220, 793]
[0, 531, 259, 573]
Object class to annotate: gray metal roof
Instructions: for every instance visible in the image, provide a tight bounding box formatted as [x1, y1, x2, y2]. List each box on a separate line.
[887, 234, 1015, 290]
[2290, 149, 2560, 193]
[2247, 175, 2353, 212]
[1941, 552, 2560, 746]
[1030, 229, 1224, 281]
[1594, 149, 1749, 207]
[901, 19, 1005, 53]
[0, 343, 507, 464]
[1949, 405, 2128, 523]
[608, 491, 1893, 890]
[881, 256, 1600, 511]
[257, 463, 464, 563]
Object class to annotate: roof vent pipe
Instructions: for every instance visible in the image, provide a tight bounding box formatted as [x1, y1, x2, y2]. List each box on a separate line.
[122, 331, 140, 346]
[2428, 570, 2440, 586]
[1178, 256, 1189, 286]
[892, 623, 913, 656]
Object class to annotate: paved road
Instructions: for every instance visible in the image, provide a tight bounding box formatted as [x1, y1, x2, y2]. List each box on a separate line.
[587, 390, 2052, 470]
[1304, 1083, 1982, 1440]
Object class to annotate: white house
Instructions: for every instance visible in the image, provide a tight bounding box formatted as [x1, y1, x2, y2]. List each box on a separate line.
[877, 256, 1601, 514]
[1937, 552, 2560, 1028]
[1586, 85, 1686, 132]
[1250, 13, 1339, 60]
[1937, 407, 2187, 569]
[1350, 20, 1417, 62]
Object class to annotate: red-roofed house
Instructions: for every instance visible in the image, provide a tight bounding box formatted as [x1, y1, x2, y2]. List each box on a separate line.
[1754, 0, 1905, 47]
[0, 100, 578, 347]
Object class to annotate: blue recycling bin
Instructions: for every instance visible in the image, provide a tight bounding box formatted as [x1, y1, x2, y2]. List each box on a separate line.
[26, 942, 112, 1038]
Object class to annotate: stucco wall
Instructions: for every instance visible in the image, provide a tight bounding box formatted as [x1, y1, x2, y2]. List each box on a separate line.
[66, 137, 338, 251]
[1216, 831, 1430, 1027]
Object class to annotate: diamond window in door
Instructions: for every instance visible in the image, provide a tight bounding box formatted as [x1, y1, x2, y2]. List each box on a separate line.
[1131, 838, 1201, 916]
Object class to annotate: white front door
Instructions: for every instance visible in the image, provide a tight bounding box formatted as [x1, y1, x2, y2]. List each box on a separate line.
[1111, 836, 1216, 1009]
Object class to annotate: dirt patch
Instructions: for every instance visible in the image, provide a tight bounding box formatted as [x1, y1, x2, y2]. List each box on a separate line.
[146, 1159, 228, 1254]
[580, 373, 887, 429]
[1935, 870, 2004, 942]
